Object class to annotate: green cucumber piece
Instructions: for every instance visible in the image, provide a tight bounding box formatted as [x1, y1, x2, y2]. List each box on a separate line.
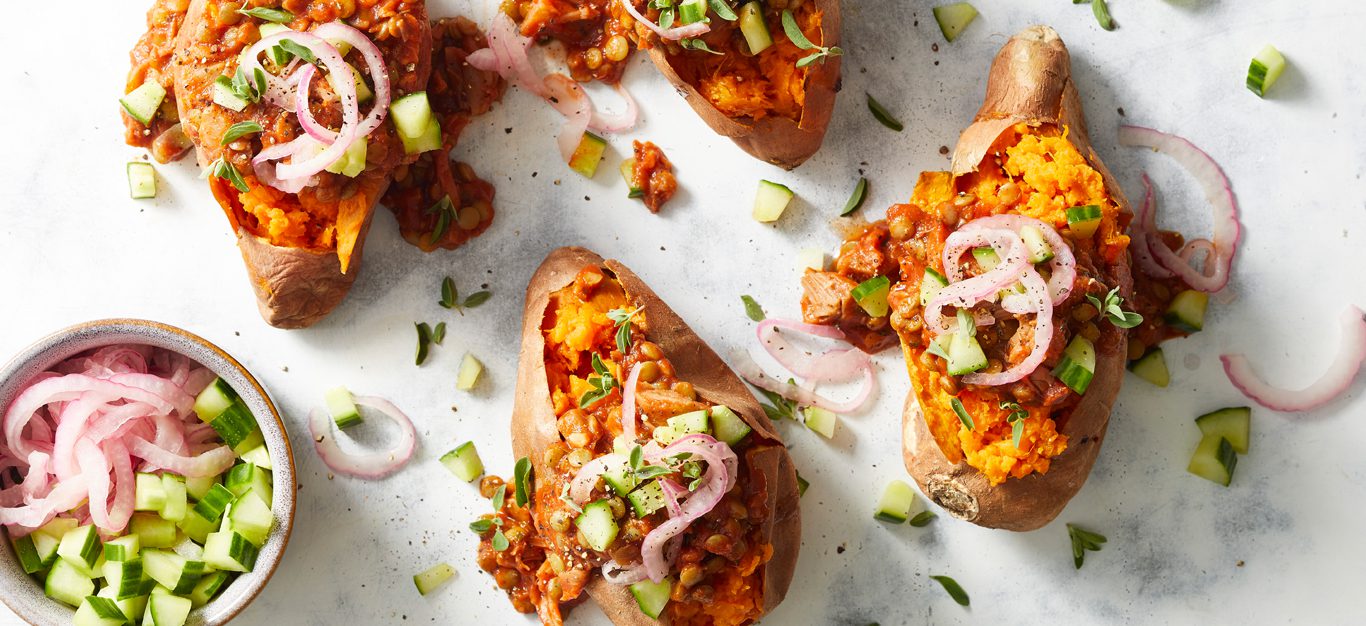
[946, 330, 989, 376]
[971, 247, 1000, 271]
[402, 118, 442, 154]
[103, 535, 140, 562]
[193, 483, 237, 523]
[1195, 406, 1251, 454]
[738, 2, 773, 54]
[752, 179, 794, 223]
[193, 378, 239, 421]
[569, 132, 608, 178]
[120, 80, 168, 125]
[206, 401, 262, 450]
[678, 0, 707, 24]
[652, 425, 679, 446]
[323, 135, 368, 178]
[1165, 289, 1209, 333]
[39, 517, 79, 538]
[601, 458, 637, 497]
[211, 76, 249, 112]
[134, 473, 168, 512]
[127, 162, 158, 199]
[851, 276, 891, 317]
[45, 559, 95, 607]
[143, 549, 206, 595]
[327, 63, 374, 104]
[75, 595, 127, 626]
[225, 463, 274, 504]
[12, 531, 60, 574]
[1246, 45, 1286, 98]
[709, 405, 752, 446]
[187, 570, 231, 607]
[102, 558, 146, 599]
[803, 406, 838, 439]
[238, 444, 273, 469]
[667, 409, 710, 437]
[874, 480, 916, 523]
[920, 268, 949, 306]
[932, 2, 978, 42]
[184, 474, 218, 501]
[203, 531, 259, 572]
[130, 512, 177, 549]
[1065, 205, 1103, 238]
[1128, 348, 1170, 387]
[629, 577, 673, 619]
[619, 158, 643, 198]
[160, 473, 188, 522]
[574, 500, 620, 551]
[627, 480, 666, 517]
[1020, 225, 1054, 263]
[1052, 336, 1096, 394]
[97, 585, 148, 622]
[225, 490, 274, 546]
[325, 386, 363, 430]
[390, 92, 436, 138]
[1187, 434, 1237, 487]
[413, 562, 456, 595]
[143, 592, 192, 626]
[177, 509, 218, 545]
[440, 442, 484, 482]
[796, 247, 826, 272]
[457, 353, 484, 391]
[57, 525, 103, 575]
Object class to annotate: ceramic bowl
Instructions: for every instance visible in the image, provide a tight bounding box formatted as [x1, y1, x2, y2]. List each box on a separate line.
[0, 319, 295, 625]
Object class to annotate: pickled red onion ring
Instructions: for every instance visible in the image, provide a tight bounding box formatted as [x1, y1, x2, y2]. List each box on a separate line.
[756, 319, 872, 384]
[307, 395, 417, 479]
[569, 453, 625, 504]
[1119, 126, 1240, 292]
[311, 22, 392, 137]
[959, 215, 1077, 304]
[620, 0, 712, 40]
[621, 363, 644, 442]
[1222, 306, 1366, 412]
[961, 267, 1053, 386]
[926, 228, 1030, 336]
[734, 351, 875, 414]
[126, 436, 235, 478]
[638, 435, 735, 582]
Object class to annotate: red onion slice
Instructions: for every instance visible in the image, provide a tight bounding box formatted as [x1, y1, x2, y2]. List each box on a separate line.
[926, 229, 1030, 336]
[1119, 126, 1241, 292]
[961, 267, 1053, 386]
[620, 0, 712, 40]
[569, 453, 626, 504]
[307, 395, 417, 479]
[127, 437, 235, 479]
[0, 475, 89, 530]
[52, 396, 115, 480]
[543, 74, 593, 164]
[275, 61, 359, 180]
[5, 376, 173, 463]
[1130, 181, 1174, 279]
[590, 83, 640, 133]
[960, 215, 1077, 304]
[312, 22, 392, 137]
[734, 351, 875, 414]
[621, 363, 644, 442]
[75, 439, 113, 530]
[103, 439, 135, 533]
[1222, 306, 1366, 412]
[756, 319, 872, 384]
[638, 435, 735, 582]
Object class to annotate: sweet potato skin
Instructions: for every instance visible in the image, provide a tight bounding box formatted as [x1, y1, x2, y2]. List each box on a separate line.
[902, 26, 1133, 531]
[513, 247, 801, 623]
[645, 0, 841, 170]
[174, 0, 431, 328]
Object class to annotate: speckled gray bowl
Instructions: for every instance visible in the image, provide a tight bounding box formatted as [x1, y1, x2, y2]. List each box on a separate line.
[0, 319, 295, 625]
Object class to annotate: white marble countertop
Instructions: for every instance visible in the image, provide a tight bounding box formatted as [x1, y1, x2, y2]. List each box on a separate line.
[3, 0, 1366, 624]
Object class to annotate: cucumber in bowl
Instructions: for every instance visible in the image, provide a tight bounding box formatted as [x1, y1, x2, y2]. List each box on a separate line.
[1, 339, 287, 626]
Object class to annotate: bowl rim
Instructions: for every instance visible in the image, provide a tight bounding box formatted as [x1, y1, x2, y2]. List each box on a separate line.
[0, 318, 296, 625]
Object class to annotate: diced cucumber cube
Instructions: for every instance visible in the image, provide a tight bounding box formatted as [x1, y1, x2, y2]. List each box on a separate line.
[203, 531, 259, 573]
[57, 525, 102, 576]
[12, 531, 60, 574]
[143, 549, 206, 595]
[160, 473, 188, 522]
[920, 268, 949, 306]
[188, 570, 232, 607]
[626, 480, 666, 518]
[1052, 336, 1097, 395]
[193, 378, 239, 422]
[932, 2, 979, 42]
[851, 275, 892, 317]
[1195, 407, 1251, 454]
[225, 463, 273, 504]
[752, 179, 794, 223]
[226, 490, 274, 546]
[709, 405, 752, 447]
[120, 80, 167, 125]
[44, 559, 94, 607]
[177, 509, 219, 545]
[440, 442, 484, 482]
[456, 353, 484, 391]
[568, 132, 608, 178]
[143, 592, 192, 626]
[184, 474, 219, 501]
[325, 386, 363, 429]
[102, 558, 146, 599]
[75, 596, 127, 626]
[238, 444, 274, 469]
[1065, 204, 1103, 238]
[574, 500, 619, 551]
[629, 577, 673, 619]
[413, 562, 456, 595]
[1128, 348, 1170, 388]
[803, 407, 838, 439]
[127, 162, 158, 199]
[103, 535, 140, 562]
[874, 480, 917, 523]
[135, 473, 168, 512]
[1188, 434, 1238, 487]
[667, 409, 710, 437]
[131, 513, 178, 549]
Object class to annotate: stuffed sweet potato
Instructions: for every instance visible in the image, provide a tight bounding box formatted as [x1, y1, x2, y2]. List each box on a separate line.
[474, 247, 800, 625]
[509, 0, 841, 169]
[803, 26, 1134, 531]
[122, 0, 433, 328]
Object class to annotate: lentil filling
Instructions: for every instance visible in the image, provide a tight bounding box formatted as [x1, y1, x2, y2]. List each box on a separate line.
[477, 265, 775, 626]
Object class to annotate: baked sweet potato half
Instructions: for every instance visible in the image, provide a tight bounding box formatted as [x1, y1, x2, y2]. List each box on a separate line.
[802, 26, 1133, 531]
[901, 26, 1133, 531]
[636, 0, 842, 169]
[175, 0, 431, 328]
[474, 247, 800, 625]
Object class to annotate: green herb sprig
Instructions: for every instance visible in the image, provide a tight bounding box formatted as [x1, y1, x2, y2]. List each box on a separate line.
[756, 385, 798, 421]
[707, 0, 737, 20]
[607, 307, 642, 354]
[680, 39, 723, 55]
[220, 121, 264, 146]
[866, 94, 903, 132]
[1087, 287, 1143, 329]
[741, 295, 765, 322]
[578, 353, 620, 408]
[415, 323, 433, 365]
[1067, 523, 1107, 569]
[513, 457, 533, 507]
[841, 178, 869, 216]
[782, 10, 843, 68]
[439, 276, 491, 314]
[238, 6, 294, 23]
[909, 511, 937, 527]
[999, 401, 1029, 448]
[931, 575, 970, 606]
[950, 397, 974, 430]
[207, 158, 250, 193]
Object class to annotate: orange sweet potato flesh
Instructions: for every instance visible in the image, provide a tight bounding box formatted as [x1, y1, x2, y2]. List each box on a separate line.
[901, 26, 1133, 531]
